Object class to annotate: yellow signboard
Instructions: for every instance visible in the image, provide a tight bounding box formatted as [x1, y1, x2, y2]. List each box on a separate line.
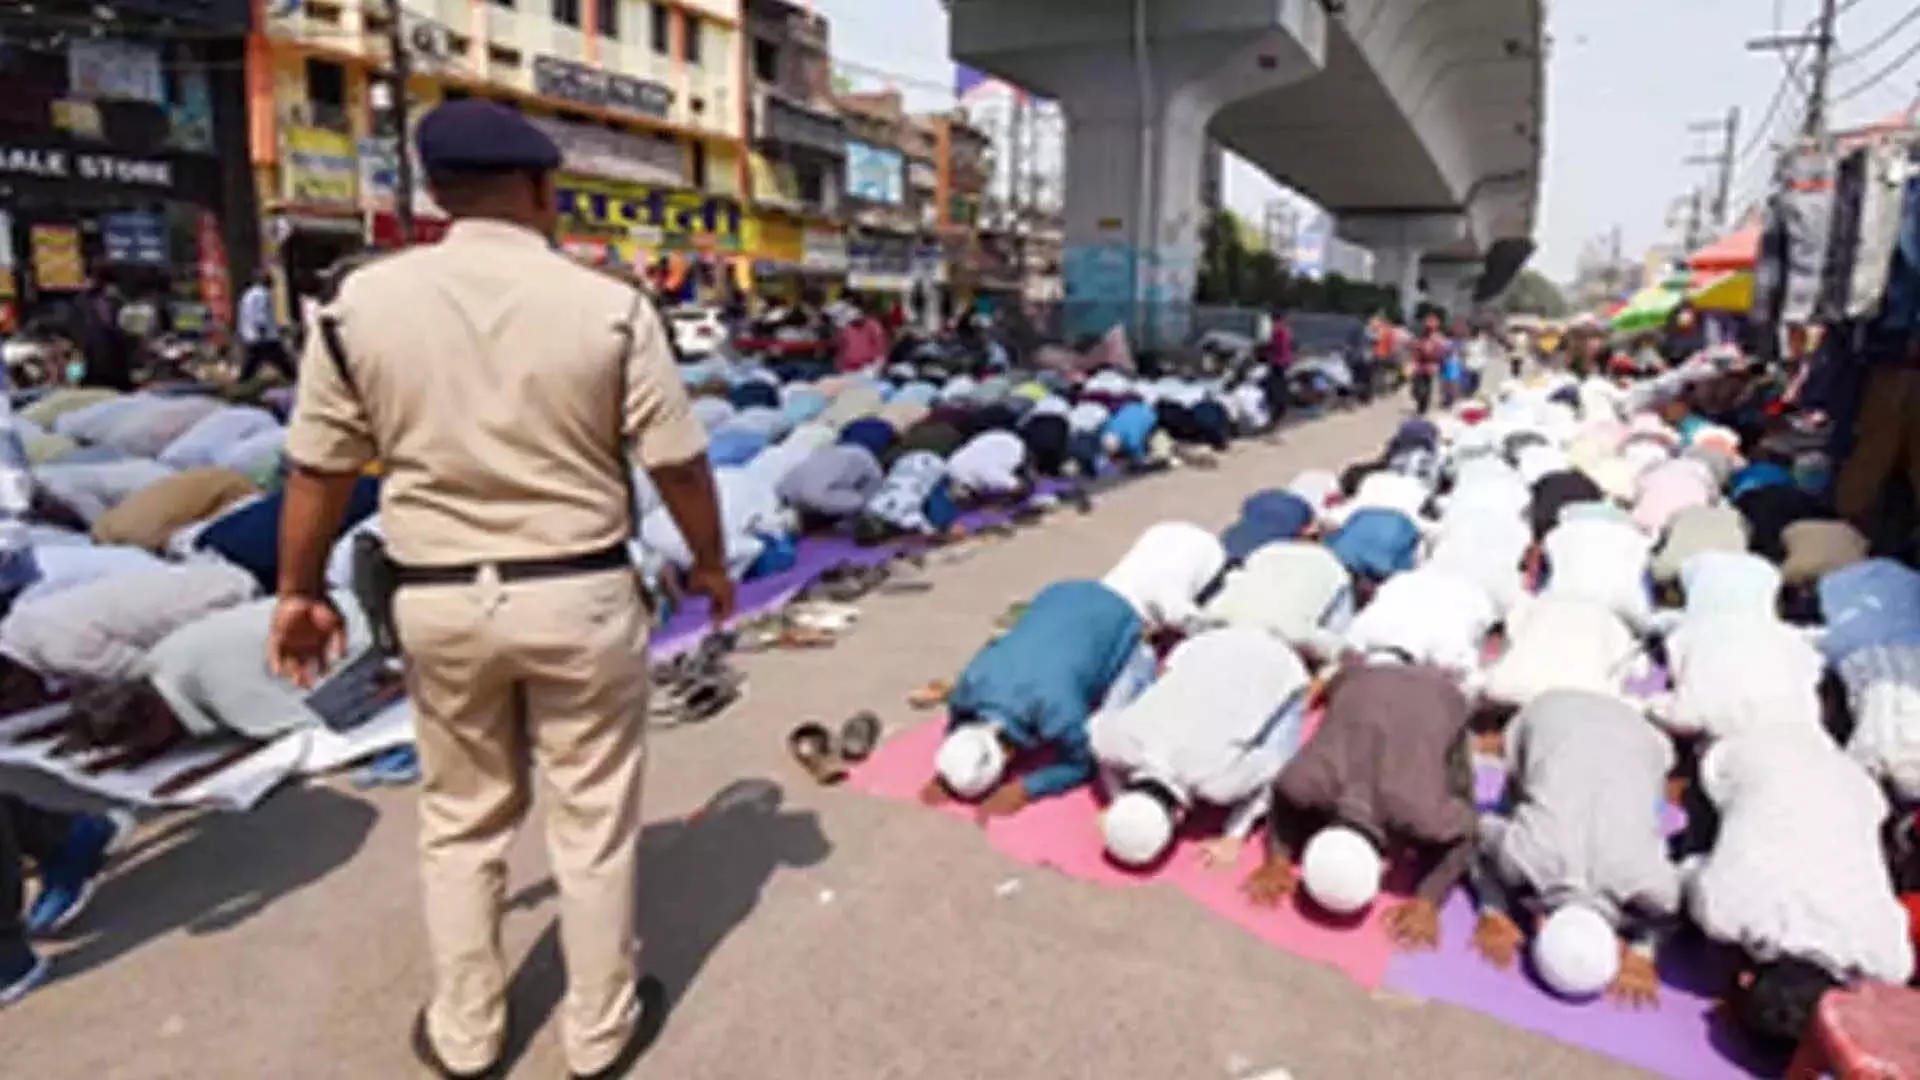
[282, 126, 358, 206]
[744, 213, 804, 263]
[556, 175, 741, 265]
[30, 225, 85, 291]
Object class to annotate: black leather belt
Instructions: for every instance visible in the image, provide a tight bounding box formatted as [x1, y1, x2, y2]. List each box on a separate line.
[393, 543, 631, 587]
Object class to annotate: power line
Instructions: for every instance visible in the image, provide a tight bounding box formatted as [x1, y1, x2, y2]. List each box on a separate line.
[1835, 32, 1920, 102]
[1837, 4, 1920, 65]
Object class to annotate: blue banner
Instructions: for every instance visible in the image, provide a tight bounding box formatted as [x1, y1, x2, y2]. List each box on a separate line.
[100, 212, 168, 267]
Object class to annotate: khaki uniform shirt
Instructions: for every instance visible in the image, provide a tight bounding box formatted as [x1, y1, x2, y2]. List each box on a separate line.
[283, 219, 706, 567]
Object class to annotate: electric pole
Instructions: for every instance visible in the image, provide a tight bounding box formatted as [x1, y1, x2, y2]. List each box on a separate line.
[1682, 188, 1707, 252]
[1686, 106, 1742, 228]
[1748, 0, 1839, 140]
[382, 9, 416, 244]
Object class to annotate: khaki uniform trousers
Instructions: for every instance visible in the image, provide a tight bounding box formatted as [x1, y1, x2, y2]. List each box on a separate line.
[395, 564, 650, 1076]
[1836, 365, 1920, 539]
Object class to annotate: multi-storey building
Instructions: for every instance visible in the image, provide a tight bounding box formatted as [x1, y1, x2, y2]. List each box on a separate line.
[741, 0, 845, 300]
[250, 0, 745, 301]
[835, 89, 943, 304]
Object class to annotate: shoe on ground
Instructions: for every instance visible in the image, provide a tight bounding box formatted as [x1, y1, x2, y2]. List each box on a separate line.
[410, 1008, 503, 1080]
[27, 810, 134, 936]
[0, 950, 48, 1007]
[571, 975, 669, 1080]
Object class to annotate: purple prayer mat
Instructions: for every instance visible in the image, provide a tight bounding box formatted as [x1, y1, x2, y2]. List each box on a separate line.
[1383, 898, 1775, 1079]
[649, 488, 1066, 657]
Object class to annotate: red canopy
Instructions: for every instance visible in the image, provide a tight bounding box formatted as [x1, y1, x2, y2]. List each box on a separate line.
[1688, 223, 1762, 273]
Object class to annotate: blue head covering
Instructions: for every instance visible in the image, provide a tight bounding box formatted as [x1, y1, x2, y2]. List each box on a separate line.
[837, 416, 897, 461]
[1220, 490, 1314, 563]
[1325, 508, 1422, 580]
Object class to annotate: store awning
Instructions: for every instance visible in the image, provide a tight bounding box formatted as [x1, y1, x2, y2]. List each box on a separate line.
[1688, 270, 1753, 314]
[1609, 285, 1683, 335]
[1687, 223, 1762, 273]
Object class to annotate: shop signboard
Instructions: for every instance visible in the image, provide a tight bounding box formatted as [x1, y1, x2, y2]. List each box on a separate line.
[532, 56, 673, 122]
[744, 214, 804, 264]
[282, 126, 358, 206]
[30, 225, 85, 292]
[0, 212, 14, 301]
[845, 142, 904, 206]
[196, 211, 231, 335]
[355, 137, 443, 217]
[101, 212, 169, 267]
[556, 177, 741, 263]
[525, 116, 687, 187]
[802, 228, 848, 273]
[0, 146, 174, 189]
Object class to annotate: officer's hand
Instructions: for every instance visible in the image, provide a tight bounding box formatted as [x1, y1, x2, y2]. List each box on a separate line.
[683, 561, 737, 627]
[268, 594, 349, 690]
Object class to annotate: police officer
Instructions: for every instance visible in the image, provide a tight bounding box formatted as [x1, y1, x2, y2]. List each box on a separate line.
[268, 100, 731, 1080]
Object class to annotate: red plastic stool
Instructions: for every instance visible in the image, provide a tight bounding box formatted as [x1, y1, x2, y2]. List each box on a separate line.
[1785, 981, 1920, 1079]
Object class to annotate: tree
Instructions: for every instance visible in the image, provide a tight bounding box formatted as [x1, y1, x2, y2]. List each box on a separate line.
[1498, 269, 1570, 317]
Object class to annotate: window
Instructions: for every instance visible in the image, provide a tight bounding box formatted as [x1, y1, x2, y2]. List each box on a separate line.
[551, 0, 580, 26]
[650, 5, 670, 55]
[595, 0, 618, 37]
[690, 141, 708, 189]
[304, 58, 346, 109]
[752, 38, 778, 83]
[683, 18, 702, 65]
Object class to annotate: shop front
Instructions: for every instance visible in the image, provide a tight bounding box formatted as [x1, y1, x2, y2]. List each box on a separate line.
[744, 211, 846, 303]
[0, 32, 255, 336]
[0, 137, 233, 335]
[268, 125, 364, 306]
[556, 175, 742, 302]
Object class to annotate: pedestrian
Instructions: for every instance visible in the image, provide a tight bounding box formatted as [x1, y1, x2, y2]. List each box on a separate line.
[267, 99, 731, 1080]
[1410, 314, 1446, 416]
[71, 274, 134, 391]
[2, 798, 131, 1005]
[1263, 308, 1295, 422]
[236, 269, 296, 384]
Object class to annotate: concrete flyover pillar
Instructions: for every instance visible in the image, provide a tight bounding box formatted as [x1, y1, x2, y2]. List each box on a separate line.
[951, 0, 1329, 349]
[1338, 213, 1469, 323]
[1419, 260, 1483, 324]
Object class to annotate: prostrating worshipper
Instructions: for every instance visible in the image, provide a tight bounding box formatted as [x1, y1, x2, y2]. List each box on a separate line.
[32, 458, 175, 525]
[639, 464, 793, 580]
[836, 415, 896, 462]
[89, 466, 260, 552]
[1016, 404, 1071, 478]
[1092, 626, 1313, 868]
[0, 561, 261, 691]
[1677, 726, 1916, 1054]
[1100, 400, 1164, 471]
[1425, 502, 1531, 619]
[946, 429, 1032, 504]
[192, 475, 381, 593]
[852, 450, 957, 547]
[1526, 469, 1605, 545]
[11, 543, 165, 608]
[1535, 514, 1658, 635]
[156, 404, 282, 470]
[1285, 469, 1340, 513]
[1438, 455, 1530, 523]
[888, 416, 966, 464]
[1202, 538, 1354, 662]
[1816, 559, 1920, 801]
[1632, 455, 1719, 536]
[1341, 564, 1499, 679]
[1469, 689, 1681, 1004]
[1646, 552, 1825, 740]
[47, 590, 397, 771]
[775, 443, 885, 530]
[1323, 508, 1424, 598]
[1099, 521, 1228, 633]
[1218, 489, 1316, 565]
[1651, 504, 1750, 590]
[925, 579, 1146, 816]
[1327, 469, 1433, 528]
[1481, 592, 1644, 709]
[1735, 482, 1830, 564]
[73, 394, 223, 458]
[1242, 657, 1478, 949]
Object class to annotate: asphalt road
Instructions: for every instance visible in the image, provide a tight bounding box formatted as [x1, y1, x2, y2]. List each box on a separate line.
[6, 401, 1653, 1080]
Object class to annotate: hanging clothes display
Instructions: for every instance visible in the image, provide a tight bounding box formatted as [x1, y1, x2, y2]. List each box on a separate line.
[1817, 145, 1867, 322]
[1848, 137, 1915, 319]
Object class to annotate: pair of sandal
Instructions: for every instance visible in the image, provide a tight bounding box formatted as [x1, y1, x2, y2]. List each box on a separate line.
[735, 601, 859, 652]
[788, 711, 882, 785]
[803, 562, 893, 604]
[652, 631, 745, 723]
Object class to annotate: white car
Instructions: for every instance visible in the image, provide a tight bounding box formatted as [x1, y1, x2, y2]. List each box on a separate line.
[667, 305, 728, 359]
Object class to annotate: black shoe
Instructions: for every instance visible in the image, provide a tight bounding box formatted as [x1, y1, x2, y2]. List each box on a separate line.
[571, 976, 669, 1080]
[410, 1009, 503, 1080]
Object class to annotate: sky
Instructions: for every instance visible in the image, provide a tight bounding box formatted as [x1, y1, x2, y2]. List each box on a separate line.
[808, 0, 1920, 286]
